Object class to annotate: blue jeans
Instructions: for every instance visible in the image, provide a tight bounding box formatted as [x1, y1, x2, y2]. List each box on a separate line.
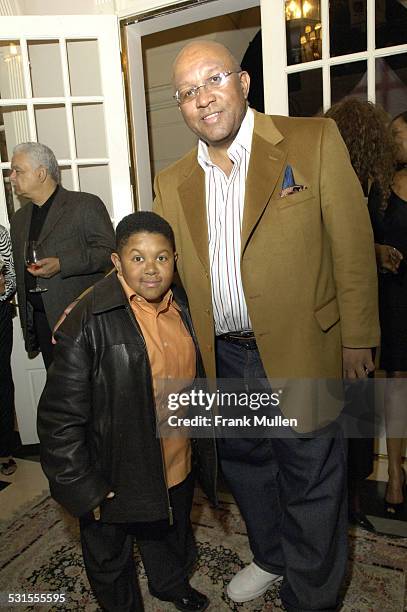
[215, 337, 347, 612]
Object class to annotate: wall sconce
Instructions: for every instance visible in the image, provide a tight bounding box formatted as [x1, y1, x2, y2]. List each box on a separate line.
[285, 0, 314, 21]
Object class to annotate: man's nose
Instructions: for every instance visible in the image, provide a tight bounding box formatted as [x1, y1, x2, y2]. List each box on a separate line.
[195, 85, 216, 107]
[9, 169, 16, 181]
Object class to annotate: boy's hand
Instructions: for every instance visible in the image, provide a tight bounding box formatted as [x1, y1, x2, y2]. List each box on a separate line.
[93, 491, 115, 521]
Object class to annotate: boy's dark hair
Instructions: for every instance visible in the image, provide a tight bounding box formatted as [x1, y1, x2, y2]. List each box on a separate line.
[115, 211, 176, 252]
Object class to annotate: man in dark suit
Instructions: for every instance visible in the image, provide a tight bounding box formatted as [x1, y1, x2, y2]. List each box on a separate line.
[154, 41, 379, 611]
[10, 142, 115, 369]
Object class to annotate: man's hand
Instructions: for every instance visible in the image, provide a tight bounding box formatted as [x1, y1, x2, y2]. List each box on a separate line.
[52, 299, 80, 344]
[0, 272, 5, 295]
[93, 491, 115, 521]
[27, 257, 61, 278]
[375, 244, 403, 273]
[342, 347, 374, 379]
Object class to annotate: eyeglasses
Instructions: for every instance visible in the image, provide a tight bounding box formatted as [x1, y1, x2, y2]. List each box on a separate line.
[174, 71, 241, 105]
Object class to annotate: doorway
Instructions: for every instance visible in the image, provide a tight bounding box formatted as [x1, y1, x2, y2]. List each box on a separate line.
[123, 0, 261, 210]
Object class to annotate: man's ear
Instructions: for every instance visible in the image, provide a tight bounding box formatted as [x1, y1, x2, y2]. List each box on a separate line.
[240, 70, 250, 100]
[111, 252, 122, 275]
[37, 166, 48, 184]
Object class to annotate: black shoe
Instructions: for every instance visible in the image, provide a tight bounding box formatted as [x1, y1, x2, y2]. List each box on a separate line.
[348, 510, 376, 532]
[154, 586, 209, 612]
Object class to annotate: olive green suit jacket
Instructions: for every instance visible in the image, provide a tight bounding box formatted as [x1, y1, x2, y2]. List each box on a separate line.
[154, 110, 380, 431]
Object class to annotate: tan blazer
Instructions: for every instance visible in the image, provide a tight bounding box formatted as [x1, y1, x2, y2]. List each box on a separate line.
[154, 111, 380, 430]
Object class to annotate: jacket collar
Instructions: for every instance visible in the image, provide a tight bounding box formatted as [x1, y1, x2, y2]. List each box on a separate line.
[91, 272, 188, 315]
[37, 186, 69, 246]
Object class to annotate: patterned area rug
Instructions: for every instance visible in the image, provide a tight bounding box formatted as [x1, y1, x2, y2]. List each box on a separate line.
[0, 489, 405, 611]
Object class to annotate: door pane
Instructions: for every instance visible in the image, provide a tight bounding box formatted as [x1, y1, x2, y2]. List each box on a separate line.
[60, 166, 74, 191]
[376, 54, 407, 117]
[376, 0, 407, 49]
[73, 103, 107, 158]
[330, 0, 367, 57]
[2, 169, 16, 219]
[288, 69, 322, 116]
[331, 60, 367, 105]
[34, 104, 70, 158]
[0, 41, 27, 99]
[0, 105, 29, 160]
[28, 40, 64, 98]
[66, 39, 102, 97]
[78, 165, 112, 216]
[285, 0, 322, 65]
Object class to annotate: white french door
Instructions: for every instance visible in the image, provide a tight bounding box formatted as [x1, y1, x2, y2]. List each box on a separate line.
[263, 0, 407, 117]
[0, 15, 132, 443]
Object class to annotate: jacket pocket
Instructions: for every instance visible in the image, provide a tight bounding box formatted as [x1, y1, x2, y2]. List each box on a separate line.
[314, 297, 340, 331]
[277, 187, 314, 210]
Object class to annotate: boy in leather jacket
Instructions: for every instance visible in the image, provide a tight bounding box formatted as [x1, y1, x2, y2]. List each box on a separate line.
[38, 212, 216, 612]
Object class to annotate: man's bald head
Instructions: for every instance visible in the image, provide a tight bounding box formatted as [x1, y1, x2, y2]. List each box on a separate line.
[172, 41, 241, 84]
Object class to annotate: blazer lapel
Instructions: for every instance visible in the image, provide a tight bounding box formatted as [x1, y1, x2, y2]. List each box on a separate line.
[37, 187, 68, 245]
[241, 114, 286, 255]
[178, 162, 209, 273]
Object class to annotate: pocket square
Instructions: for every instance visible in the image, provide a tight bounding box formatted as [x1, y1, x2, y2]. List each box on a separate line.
[280, 165, 307, 198]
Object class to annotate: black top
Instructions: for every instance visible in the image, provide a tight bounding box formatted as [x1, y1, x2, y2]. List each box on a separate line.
[368, 184, 407, 371]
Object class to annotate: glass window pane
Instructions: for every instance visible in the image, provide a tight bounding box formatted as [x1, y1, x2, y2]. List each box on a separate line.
[78, 165, 112, 217]
[0, 41, 27, 100]
[34, 104, 70, 159]
[2, 169, 18, 218]
[331, 61, 367, 105]
[28, 40, 64, 98]
[60, 166, 74, 191]
[376, 0, 407, 49]
[0, 105, 30, 161]
[73, 103, 107, 158]
[376, 54, 407, 117]
[288, 69, 322, 116]
[285, 1, 322, 66]
[329, 0, 367, 57]
[67, 39, 102, 97]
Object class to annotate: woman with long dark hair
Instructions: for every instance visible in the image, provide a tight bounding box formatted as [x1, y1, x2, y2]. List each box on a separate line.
[369, 111, 407, 516]
[326, 98, 398, 528]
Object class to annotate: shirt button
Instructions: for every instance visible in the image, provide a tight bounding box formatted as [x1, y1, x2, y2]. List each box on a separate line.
[163, 342, 168, 346]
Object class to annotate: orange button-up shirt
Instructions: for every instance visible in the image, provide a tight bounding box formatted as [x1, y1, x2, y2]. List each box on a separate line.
[118, 274, 196, 488]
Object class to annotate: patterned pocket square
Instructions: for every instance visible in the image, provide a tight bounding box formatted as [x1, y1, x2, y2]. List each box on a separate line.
[280, 164, 307, 198]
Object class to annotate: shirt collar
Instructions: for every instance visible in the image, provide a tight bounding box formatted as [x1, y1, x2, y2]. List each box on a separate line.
[197, 106, 254, 169]
[117, 273, 179, 314]
[33, 184, 59, 211]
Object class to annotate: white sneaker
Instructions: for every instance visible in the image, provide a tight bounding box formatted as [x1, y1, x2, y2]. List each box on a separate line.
[227, 562, 282, 603]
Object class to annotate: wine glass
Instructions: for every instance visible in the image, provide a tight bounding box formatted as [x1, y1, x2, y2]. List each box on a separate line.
[24, 241, 48, 293]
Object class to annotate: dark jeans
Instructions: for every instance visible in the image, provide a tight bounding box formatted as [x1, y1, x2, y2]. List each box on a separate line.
[79, 473, 197, 612]
[0, 302, 15, 456]
[216, 337, 348, 612]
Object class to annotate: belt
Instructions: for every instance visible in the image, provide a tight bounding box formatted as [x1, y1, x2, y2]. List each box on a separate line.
[217, 331, 257, 349]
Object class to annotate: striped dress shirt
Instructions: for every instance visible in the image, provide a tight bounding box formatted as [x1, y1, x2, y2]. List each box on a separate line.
[197, 107, 254, 335]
